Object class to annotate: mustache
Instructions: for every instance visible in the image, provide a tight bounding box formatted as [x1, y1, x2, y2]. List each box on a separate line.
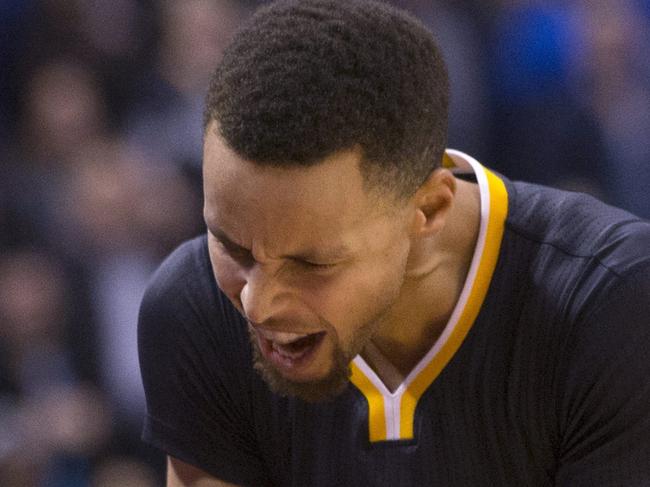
[246, 317, 309, 329]
[246, 315, 332, 333]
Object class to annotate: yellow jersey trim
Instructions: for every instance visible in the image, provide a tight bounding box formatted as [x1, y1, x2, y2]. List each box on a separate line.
[350, 362, 387, 442]
[350, 151, 509, 442]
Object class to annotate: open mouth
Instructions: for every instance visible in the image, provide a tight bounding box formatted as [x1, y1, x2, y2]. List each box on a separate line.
[255, 328, 327, 371]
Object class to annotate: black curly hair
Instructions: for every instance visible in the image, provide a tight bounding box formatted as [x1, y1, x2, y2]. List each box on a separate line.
[204, 0, 449, 198]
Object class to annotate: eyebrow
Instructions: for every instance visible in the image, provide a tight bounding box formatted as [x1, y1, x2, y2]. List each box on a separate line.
[208, 226, 248, 252]
[289, 243, 352, 262]
[208, 225, 351, 262]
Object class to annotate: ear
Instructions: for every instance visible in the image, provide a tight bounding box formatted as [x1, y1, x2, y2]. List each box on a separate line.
[410, 168, 456, 237]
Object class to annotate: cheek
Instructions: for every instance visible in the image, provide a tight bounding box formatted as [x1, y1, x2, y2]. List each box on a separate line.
[304, 262, 405, 331]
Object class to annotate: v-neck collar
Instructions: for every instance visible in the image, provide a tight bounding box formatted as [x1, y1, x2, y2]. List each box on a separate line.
[349, 149, 509, 442]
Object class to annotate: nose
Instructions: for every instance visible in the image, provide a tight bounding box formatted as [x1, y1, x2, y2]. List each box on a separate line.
[239, 263, 286, 325]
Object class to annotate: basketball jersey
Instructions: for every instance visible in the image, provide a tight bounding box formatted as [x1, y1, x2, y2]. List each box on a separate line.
[139, 151, 650, 486]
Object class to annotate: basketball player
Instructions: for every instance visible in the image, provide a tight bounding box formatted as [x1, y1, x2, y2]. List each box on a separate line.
[138, 1, 650, 485]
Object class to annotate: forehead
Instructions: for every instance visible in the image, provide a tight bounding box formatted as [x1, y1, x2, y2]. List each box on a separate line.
[202, 128, 394, 254]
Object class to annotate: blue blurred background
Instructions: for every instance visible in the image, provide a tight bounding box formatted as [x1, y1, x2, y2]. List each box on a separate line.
[1, 0, 649, 485]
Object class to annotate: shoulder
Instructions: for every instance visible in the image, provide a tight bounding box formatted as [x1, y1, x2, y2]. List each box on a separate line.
[553, 257, 650, 483]
[493, 179, 650, 394]
[499, 183, 650, 482]
[142, 235, 212, 304]
[138, 238, 275, 487]
[501, 177, 650, 344]
[138, 235, 251, 377]
[500, 181, 650, 303]
[141, 235, 241, 325]
[505, 180, 650, 266]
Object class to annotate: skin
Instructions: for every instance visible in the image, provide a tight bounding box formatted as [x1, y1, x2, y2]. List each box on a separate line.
[203, 121, 480, 383]
[170, 122, 481, 485]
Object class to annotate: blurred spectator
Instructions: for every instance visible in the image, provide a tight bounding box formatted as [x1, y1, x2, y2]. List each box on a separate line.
[90, 457, 157, 487]
[125, 0, 244, 172]
[486, 0, 609, 196]
[57, 138, 201, 425]
[576, 0, 650, 218]
[395, 0, 491, 159]
[14, 0, 154, 128]
[2, 58, 109, 252]
[3, 14, 201, 483]
[18, 59, 107, 165]
[2, 1, 650, 485]
[0, 250, 111, 487]
[74, 0, 155, 120]
[0, 0, 35, 140]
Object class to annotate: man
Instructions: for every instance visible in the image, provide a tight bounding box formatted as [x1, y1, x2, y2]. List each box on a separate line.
[138, 1, 650, 485]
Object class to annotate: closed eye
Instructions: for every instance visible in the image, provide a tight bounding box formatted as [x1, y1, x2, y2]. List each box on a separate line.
[298, 259, 338, 270]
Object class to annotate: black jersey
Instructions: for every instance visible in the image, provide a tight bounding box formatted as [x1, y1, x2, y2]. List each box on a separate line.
[138, 151, 650, 486]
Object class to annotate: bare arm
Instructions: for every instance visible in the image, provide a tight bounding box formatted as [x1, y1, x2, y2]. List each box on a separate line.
[167, 456, 242, 487]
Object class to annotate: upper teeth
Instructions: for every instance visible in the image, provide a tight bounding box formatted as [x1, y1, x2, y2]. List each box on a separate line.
[257, 329, 309, 345]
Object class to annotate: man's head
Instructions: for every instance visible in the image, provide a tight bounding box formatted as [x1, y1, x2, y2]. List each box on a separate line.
[203, 0, 454, 402]
[204, 0, 449, 199]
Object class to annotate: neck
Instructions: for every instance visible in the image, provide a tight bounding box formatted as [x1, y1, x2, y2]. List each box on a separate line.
[366, 178, 481, 376]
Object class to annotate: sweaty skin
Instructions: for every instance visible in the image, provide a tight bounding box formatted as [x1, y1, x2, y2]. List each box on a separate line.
[202, 122, 480, 391]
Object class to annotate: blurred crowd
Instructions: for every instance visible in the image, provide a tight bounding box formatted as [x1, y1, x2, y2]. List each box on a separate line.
[1, 0, 649, 486]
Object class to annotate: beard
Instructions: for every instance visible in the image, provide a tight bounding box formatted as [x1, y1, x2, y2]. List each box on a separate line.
[247, 313, 384, 403]
[244, 255, 408, 403]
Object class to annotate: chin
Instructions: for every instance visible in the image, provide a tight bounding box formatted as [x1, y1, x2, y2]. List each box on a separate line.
[260, 365, 352, 403]
[251, 336, 353, 403]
